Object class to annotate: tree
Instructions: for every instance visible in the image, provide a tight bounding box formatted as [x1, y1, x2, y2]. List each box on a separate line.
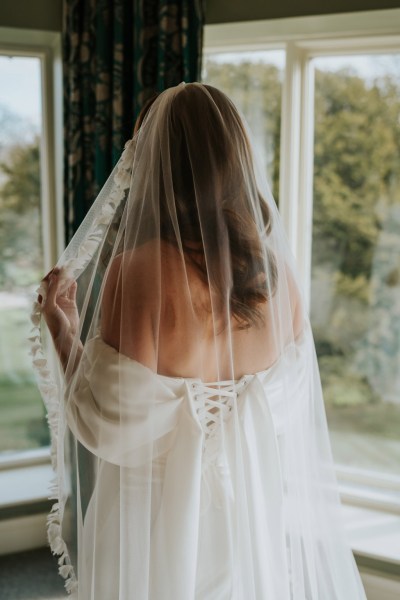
[311, 68, 400, 410]
[0, 140, 41, 213]
[203, 57, 400, 413]
[313, 70, 400, 283]
[0, 138, 42, 288]
[203, 58, 282, 204]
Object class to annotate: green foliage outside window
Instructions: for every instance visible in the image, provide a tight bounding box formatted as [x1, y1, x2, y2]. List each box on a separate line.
[204, 57, 400, 472]
[1, 57, 400, 461]
[0, 139, 42, 289]
[0, 127, 49, 452]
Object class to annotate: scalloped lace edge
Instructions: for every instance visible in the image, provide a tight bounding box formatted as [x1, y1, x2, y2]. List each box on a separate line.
[28, 138, 135, 594]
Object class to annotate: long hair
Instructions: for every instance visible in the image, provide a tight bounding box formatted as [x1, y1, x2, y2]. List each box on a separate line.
[133, 83, 277, 328]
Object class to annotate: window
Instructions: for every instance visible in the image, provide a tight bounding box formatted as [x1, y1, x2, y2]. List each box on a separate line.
[204, 9, 400, 503]
[0, 28, 62, 552]
[203, 50, 285, 204]
[310, 54, 400, 477]
[0, 55, 49, 453]
[0, 30, 63, 464]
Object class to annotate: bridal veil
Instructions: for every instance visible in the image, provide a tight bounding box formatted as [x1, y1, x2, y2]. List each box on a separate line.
[31, 82, 366, 599]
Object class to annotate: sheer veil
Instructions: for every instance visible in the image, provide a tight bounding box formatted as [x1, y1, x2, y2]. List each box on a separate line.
[31, 82, 366, 598]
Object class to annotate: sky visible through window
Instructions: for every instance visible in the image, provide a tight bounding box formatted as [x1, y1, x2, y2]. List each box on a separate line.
[205, 50, 400, 83]
[0, 55, 41, 129]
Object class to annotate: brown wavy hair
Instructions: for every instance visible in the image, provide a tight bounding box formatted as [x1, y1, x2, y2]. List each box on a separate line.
[135, 84, 277, 329]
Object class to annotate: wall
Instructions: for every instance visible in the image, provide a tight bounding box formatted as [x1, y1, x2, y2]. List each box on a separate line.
[0, 0, 62, 32]
[1, 0, 400, 32]
[207, 0, 400, 24]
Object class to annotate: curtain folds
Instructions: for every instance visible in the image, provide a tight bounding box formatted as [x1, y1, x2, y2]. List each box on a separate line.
[63, 0, 205, 241]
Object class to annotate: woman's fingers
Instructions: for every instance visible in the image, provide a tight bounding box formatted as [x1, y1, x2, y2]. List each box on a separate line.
[45, 271, 61, 309]
[43, 269, 65, 306]
[40, 266, 78, 311]
[42, 266, 59, 282]
[68, 280, 78, 302]
[39, 267, 58, 305]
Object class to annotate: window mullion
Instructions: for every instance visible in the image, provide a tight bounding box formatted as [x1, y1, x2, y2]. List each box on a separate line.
[40, 46, 63, 270]
[297, 50, 315, 312]
[279, 42, 302, 259]
[279, 43, 315, 309]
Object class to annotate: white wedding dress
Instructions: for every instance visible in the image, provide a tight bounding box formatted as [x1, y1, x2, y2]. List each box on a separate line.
[32, 83, 367, 599]
[65, 334, 365, 600]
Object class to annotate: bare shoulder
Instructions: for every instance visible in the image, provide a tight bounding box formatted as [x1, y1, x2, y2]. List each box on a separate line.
[101, 239, 184, 317]
[101, 241, 164, 355]
[104, 239, 166, 288]
[100, 240, 187, 364]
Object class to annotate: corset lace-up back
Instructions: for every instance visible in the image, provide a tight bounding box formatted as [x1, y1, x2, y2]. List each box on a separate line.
[189, 377, 251, 516]
[190, 377, 250, 463]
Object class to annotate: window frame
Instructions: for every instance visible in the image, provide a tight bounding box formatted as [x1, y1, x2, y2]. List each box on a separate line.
[0, 27, 64, 264]
[0, 27, 63, 554]
[0, 27, 63, 467]
[0, 11, 399, 568]
[203, 8, 400, 513]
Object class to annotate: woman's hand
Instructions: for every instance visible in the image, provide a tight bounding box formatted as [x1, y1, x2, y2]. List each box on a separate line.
[39, 267, 82, 372]
[40, 268, 79, 341]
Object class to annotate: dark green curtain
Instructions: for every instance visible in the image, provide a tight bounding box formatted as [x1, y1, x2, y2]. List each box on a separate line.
[62, 0, 204, 535]
[63, 0, 205, 242]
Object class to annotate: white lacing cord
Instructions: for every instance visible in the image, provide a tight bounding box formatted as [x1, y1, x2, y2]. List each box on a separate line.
[191, 378, 249, 428]
[191, 382, 237, 430]
[191, 378, 250, 514]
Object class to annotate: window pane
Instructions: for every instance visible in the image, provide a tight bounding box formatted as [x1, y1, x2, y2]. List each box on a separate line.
[310, 54, 400, 476]
[202, 50, 285, 204]
[0, 56, 49, 453]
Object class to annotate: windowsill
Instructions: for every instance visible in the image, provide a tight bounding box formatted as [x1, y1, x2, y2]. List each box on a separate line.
[0, 447, 50, 471]
[0, 458, 399, 574]
[0, 461, 53, 522]
[0, 448, 52, 520]
[0, 463, 53, 511]
[341, 503, 400, 575]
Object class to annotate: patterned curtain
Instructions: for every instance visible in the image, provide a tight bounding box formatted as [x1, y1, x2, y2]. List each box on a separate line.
[63, 0, 205, 241]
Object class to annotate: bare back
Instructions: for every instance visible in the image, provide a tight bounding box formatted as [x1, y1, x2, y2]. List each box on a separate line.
[101, 240, 301, 381]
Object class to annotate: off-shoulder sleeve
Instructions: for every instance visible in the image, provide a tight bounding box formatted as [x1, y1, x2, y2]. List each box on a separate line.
[65, 337, 185, 466]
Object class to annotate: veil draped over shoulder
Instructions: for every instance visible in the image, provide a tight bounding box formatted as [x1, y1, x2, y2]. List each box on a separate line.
[31, 82, 367, 599]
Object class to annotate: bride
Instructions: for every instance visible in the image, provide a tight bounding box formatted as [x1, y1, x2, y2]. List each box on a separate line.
[34, 82, 367, 599]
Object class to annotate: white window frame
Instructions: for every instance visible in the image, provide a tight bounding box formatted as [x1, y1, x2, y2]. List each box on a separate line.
[0, 27, 63, 519]
[204, 8, 400, 514]
[0, 26, 64, 269]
